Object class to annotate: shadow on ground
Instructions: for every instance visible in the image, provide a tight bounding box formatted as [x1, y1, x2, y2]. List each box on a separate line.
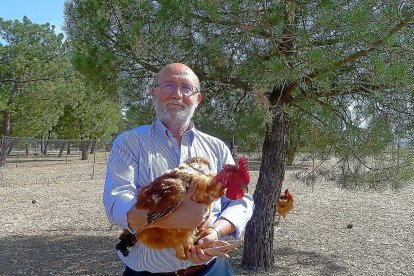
[1, 235, 348, 276]
[0, 235, 123, 275]
[229, 246, 348, 276]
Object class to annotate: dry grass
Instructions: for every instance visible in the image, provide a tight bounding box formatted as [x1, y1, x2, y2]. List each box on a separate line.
[0, 153, 413, 275]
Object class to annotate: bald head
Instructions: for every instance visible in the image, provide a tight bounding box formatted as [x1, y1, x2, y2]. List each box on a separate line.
[154, 63, 200, 91]
[151, 63, 202, 135]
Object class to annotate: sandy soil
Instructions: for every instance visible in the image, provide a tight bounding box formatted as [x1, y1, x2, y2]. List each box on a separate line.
[0, 153, 413, 275]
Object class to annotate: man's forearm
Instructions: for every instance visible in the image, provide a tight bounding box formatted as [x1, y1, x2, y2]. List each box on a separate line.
[211, 218, 236, 238]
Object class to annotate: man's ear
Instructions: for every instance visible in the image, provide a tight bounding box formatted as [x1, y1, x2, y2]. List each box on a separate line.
[196, 93, 203, 104]
[150, 87, 156, 98]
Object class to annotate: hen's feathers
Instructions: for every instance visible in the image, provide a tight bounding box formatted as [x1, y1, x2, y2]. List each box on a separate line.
[137, 171, 191, 225]
[116, 156, 249, 260]
[136, 157, 212, 225]
[276, 189, 294, 222]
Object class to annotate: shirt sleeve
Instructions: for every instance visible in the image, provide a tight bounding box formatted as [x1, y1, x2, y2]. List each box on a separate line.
[218, 194, 254, 239]
[103, 134, 139, 230]
[215, 141, 255, 239]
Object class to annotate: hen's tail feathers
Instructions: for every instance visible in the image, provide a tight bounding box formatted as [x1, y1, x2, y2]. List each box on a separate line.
[116, 229, 136, 257]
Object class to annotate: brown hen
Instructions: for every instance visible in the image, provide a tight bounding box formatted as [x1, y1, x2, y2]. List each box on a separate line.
[116, 156, 250, 260]
[276, 188, 294, 222]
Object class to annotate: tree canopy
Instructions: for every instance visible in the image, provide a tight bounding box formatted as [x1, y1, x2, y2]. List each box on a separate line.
[0, 16, 122, 164]
[64, 0, 414, 269]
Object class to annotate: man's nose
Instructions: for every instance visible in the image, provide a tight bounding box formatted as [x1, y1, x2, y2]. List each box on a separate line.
[170, 86, 183, 98]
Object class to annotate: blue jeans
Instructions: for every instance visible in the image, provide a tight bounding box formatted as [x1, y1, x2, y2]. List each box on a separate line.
[123, 258, 234, 275]
[200, 258, 234, 276]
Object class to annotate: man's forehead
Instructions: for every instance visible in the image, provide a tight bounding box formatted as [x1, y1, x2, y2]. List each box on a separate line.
[162, 66, 190, 74]
[155, 63, 199, 87]
[159, 69, 194, 81]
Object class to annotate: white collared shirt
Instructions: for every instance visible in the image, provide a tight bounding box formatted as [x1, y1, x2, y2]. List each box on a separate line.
[103, 119, 254, 272]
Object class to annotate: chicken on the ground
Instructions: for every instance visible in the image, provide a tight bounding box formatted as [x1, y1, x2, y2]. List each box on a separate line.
[276, 188, 294, 222]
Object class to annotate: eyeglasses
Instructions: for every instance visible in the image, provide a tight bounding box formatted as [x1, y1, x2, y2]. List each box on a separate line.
[156, 82, 199, 96]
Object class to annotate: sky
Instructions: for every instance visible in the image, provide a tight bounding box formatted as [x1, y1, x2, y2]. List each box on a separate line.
[0, 0, 66, 36]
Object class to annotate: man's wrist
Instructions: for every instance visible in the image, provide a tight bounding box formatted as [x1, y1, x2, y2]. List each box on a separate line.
[209, 225, 222, 239]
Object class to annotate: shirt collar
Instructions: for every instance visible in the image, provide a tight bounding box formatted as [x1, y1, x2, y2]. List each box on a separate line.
[153, 119, 195, 139]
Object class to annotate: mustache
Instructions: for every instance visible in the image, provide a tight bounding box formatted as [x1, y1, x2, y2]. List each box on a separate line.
[165, 100, 186, 107]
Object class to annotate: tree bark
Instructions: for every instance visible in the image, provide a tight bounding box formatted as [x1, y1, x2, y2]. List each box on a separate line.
[58, 140, 67, 157]
[242, 2, 296, 268]
[0, 81, 19, 167]
[80, 139, 90, 160]
[89, 139, 96, 154]
[241, 106, 289, 269]
[42, 131, 52, 154]
[41, 136, 45, 155]
[7, 141, 14, 155]
[0, 136, 8, 167]
[66, 141, 71, 155]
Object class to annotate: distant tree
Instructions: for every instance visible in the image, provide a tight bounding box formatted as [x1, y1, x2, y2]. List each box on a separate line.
[0, 17, 69, 165]
[0, 17, 122, 164]
[11, 79, 74, 138]
[53, 77, 121, 160]
[64, 0, 414, 269]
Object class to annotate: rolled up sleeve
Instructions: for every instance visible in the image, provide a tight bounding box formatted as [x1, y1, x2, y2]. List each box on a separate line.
[218, 194, 254, 239]
[213, 142, 254, 239]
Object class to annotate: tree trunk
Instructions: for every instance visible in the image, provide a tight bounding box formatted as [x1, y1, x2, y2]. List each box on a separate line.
[67, 141, 71, 155]
[7, 141, 14, 155]
[89, 139, 96, 154]
[58, 140, 67, 157]
[42, 131, 52, 154]
[242, 2, 297, 268]
[41, 136, 45, 154]
[241, 106, 289, 269]
[0, 81, 18, 167]
[80, 140, 90, 160]
[1, 111, 12, 140]
[0, 136, 9, 167]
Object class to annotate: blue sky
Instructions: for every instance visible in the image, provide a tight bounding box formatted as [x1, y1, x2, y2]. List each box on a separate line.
[0, 0, 66, 36]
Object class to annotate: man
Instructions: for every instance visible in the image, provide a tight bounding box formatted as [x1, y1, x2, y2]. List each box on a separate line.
[104, 63, 254, 275]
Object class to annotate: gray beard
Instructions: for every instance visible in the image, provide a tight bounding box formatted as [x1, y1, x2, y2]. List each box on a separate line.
[154, 98, 197, 130]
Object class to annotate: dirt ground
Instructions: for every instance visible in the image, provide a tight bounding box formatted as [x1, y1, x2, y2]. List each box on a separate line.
[0, 153, 413, 275]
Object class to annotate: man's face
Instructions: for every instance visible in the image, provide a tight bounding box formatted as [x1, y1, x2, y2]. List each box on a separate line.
[151, 66, 202, 126]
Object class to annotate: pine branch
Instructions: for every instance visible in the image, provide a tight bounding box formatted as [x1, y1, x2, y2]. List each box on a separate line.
[0, 75, 69, 84]
[303, 13, 413, 84]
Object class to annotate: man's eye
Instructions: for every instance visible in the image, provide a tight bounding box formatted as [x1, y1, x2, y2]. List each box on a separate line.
[181, 85, 192, 92]
[164, 83, 176, 88]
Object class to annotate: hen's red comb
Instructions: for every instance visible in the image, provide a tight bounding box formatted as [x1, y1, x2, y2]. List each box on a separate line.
[238, 157, 250, 185]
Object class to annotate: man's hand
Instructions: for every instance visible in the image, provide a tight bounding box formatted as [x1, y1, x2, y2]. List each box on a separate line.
[186, 227, 218, 263]
[187, 245, 215, 264]
[152, 180, 207, 229]
[192, 227, 242, 262]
